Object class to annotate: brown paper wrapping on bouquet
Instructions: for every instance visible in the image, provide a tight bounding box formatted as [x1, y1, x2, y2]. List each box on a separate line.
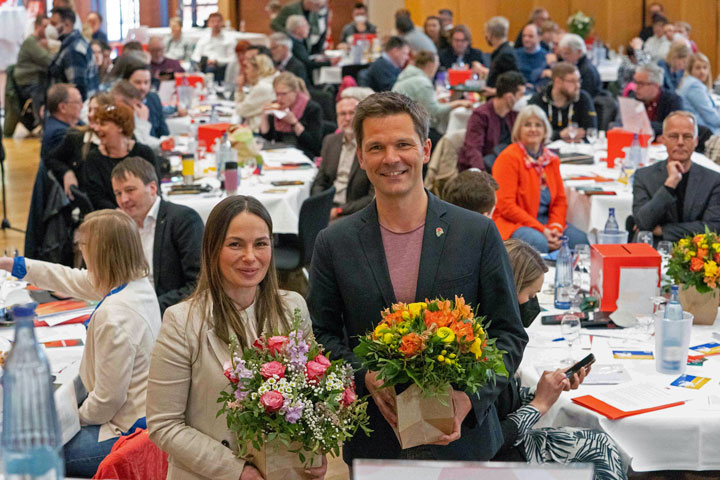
[678, 285, 719, 325]
[248, 439, 323, 480]
[390, 383, 455, 449]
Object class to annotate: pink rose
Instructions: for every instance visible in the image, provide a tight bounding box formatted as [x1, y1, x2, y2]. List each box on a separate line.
[305, 360, 330, 382]
[314, 354, 331, 367]
[341, 387, 356, 407]
[260, 361, 286, 379]
[223, 361, 238, 384]
[259, 391, 284, 413]
[267, 336, 289, 355]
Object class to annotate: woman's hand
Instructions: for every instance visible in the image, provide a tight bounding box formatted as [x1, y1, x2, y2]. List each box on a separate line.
[239, 464, 264, 479]
[0, 256, 14, 273]
[282, 110, 298, 126]
[530, 369, 570, 415]
[543, 228, 562, 251]
[305, 455, 328, 480]
[262, 102, 282, 112]
[566, 365, 591, 390]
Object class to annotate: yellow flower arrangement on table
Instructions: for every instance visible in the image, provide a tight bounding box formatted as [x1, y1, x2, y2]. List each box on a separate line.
[668, 228, 720, 292]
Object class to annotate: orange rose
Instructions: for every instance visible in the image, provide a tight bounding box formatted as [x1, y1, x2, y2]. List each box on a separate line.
[424, 310, 455, 329]
[714, 253, 720, 264]
[690, 256, 704, 272]
[398, 333, 425, 357]
[452, 320, 475, 342]
[697, 248, 709, 258]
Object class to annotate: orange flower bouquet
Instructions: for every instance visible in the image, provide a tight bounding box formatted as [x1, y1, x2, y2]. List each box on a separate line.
[353, 296, 507, 448]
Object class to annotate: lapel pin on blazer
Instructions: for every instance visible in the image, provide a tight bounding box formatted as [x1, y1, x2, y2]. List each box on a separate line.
[436, 227, 444, 238]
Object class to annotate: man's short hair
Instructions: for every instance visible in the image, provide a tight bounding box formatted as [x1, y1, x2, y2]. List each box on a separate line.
[52, 7, 75, 25]
[652, 14, 668, 26]
[207, 12, 223, 22]
[286, 14, 308, 34]
[353, 3, 366, 11]
[384, 36, 408, 53]
[395, 14, 414, 35]
[485, 16, 509, 40]
[414, 50, 436, 69]
[269, 32, 293, 50]
[540, 20, 558, 34]
[551, 61, 578, 81]
[663, 111, 698, 138]
[558, 33, 587, 54]
[353, 92, 429, 147]
[495, 71, 526, 97]
[636, 62, 664, 86]
[123, 64, 151, 80]
[111, 156, 159, 186]
[438, 8, 452, 17]
[530, 8, 548, 21]
[169, 16, 182, 28]
[46, 83, 73, 115]
[450, 24, 472, 45]
[442, 169, 498, 214]
[123, 41, 143, 52]
[111, 80, 143, 102]
[34, 15, 47, 28]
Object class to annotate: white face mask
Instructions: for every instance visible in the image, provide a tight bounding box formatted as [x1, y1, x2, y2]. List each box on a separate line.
[45, 23, 59, 40]
[354, 15, 367, 23]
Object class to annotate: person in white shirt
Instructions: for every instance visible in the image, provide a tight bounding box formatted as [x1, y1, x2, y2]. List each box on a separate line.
[643, 16, 671, 61]
[165, 16, 194, 62]
[111, 157, 204, 313]
[191, 11, 235, 81]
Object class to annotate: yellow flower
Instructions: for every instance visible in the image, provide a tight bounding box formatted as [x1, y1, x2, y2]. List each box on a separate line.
[436, 327, 455, 343]
[437, 355, 445, 362]
[401, 311, 411, 321]
[382, 333, 394, 344]
[469, 337, 483, 360]
[373, 323, 390, 339]
[679, 239, 690, 248]
[704, 261, 718, 278]
[713, 243, 720, 252]
[408, 302, 427, 318]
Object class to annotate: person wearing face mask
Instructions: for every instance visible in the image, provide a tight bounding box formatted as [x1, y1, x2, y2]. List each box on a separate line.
[493, 239, 627, 480]
[340, 3, 377, 44]
[458, 72, 526, 172]
[123, 65, 169, 138]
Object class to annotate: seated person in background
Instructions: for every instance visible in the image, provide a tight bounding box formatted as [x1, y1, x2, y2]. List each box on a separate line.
[311, 94, 374, 220]
[85, 11, 108, 43]
[677, 53, 720, 134]
[14, 14, 53, 123]
[269, 32, 310, 87]
[632, 111, 720, 242]
[235, 54, 279, 131]
[441, 168, 498, 217]
[438, 25, 487, 72]
[674, 21, 698, 53]
[85, 100, 160, 209]
[364, 36, 410, 93]
[395, 11, 437, 54]
[424, 16, 448, 51]
[392, 50, 472, 145]
[42, 83, 83, 162]
[484, 16, 519, 92]
[493, 239, 626, 479]
[191, 12, 234, 81]
[515, 23, 548, 87]
[148, 36, 184, 81]
[124, 65, 169, 138]
[528, 62, 598, 142]
[340, 3, 377, 44]
[539, 21, 559, 53]
[0, 209, 161, 478]
[91, 39, 113, 88]
[557, 33, 601, 98]
[643, 15, 671, 61]
[628, 63, 684, 138]
[492, 105, 588, 252]
[120, 40, 150, 64]
[639, 3, 664, 41]
[110, 80, 161, 151]
[165, 16, 193, 62]
[438, 8, 453, 31]
[111, 158, 203, 313]
[223, 40, 251, 95]
[458, 71, 526, 172]
[512, 7, 551, 48]
[617, 38, 652, 94]
[260, 72, 324, 159]
[286, 14, 338, 86]
[271, 0, 329, 55]
[658, 41, 690, 91]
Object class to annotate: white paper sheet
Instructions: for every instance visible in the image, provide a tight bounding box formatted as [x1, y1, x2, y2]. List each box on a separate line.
[40, 306, 94, 327]
[611, 267, 658, 327]
[54, 380, 80, 445]
[592, 383, 688, 412]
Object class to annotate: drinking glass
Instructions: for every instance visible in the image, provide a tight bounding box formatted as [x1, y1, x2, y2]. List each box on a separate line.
[586, 128, 598, 145]
[657, 241, 673, 257]
[561, 312, 581, 365]
[573, 244, 591, 292]
[635, 230, 653, 245]
[567, 122, 579, 143]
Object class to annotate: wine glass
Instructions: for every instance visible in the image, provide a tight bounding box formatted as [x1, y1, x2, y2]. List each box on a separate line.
[586, 128, 598, 145]
[634, 230, 653, 245]
[657, 241, 673, 258]
[567, 122, 580, 144]
[561, 312, 581, 366]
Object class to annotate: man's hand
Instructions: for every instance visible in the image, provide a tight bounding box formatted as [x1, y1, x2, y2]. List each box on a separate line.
[239, 464, 264, 479]
[664, 160, 684, 188]
[134, 101, 150, 121]
[63, 170, 79, 199]
[529, 369, 570, 415]
[365, 371, 397, 428]
[429, 389, 472, 445]
[559, 127, 586, 142]
[653, 225, 663, 237]
[471, 61, 488, 78]
[304, 455, 327, 480]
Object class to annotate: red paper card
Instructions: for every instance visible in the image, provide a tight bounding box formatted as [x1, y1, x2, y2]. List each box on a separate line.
[572, 395, 684, 420]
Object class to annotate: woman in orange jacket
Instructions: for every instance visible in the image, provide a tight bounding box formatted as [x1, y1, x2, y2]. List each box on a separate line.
[492, 105, 587, 252]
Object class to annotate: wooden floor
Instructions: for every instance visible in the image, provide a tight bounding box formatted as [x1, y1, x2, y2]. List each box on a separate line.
[0, 136, 39, 255]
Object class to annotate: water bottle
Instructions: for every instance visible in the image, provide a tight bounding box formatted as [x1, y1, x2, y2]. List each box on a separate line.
[657, 285, 686, 374]
[604, 207, 619, 233]
[628, 133, 642, 169]
[2, 303, 64, 479]
[209, 104, 219, 124]
[554, 236, 572, 310]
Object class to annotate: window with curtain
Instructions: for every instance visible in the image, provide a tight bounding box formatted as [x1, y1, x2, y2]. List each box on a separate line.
[181, 0, 219, 28]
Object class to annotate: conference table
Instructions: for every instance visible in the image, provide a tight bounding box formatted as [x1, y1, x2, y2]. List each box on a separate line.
[521, 273, 720, 472]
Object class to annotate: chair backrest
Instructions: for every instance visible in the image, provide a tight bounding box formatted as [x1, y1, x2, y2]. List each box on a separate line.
[308, 87, 335, 123]
[298, 186, 335, 266]
[594, 95, 619, 132]
[424, 129, 466, 196]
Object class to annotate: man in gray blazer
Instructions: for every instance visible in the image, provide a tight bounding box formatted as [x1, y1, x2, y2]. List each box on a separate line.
[311, 95, 374, 220]
[308, 92, 527, 466]
[633, 111, 720, 242]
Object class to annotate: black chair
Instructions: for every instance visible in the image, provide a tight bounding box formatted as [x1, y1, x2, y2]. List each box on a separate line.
[308, 86, 336, 124]
[593, 94, 619, 132]
[275, 186, 335, 277]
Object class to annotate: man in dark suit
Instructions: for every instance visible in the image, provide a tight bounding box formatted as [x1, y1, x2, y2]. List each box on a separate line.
[125, 65, 169, 138]
[484, 16, 519, 91]
[363, 36, 410, 93]
[629, 63, 684, 138]
[269, 32, 310, 86]
[311, 95, 373, 219]
[557, 33, 601, 98]
[42, 83, 83, 162]
[270, 0, 328, 55]
[111, 157, 203, 313]
[308, 92, 528, 466]
[286, 14, 338, 85]
[633, 111, 720, 242]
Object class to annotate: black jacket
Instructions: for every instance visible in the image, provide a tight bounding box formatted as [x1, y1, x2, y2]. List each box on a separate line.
[152, 200, 204, 314]
[439, 46, 487, 70]
[282, 56, 310, 87]
[627, 89, 684, 137]
[290, 37, 329, 85]
[487, 41, 519, 88]
[575, 54, 601, 98]
[528, 84, 598, 140]
[261, 100, 324, 159]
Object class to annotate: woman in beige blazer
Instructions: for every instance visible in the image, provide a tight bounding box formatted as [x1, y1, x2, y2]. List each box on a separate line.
[0, 210, 161, 478]
[146, 196, 327, 480]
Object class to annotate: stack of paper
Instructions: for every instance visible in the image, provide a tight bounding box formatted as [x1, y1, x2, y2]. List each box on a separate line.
[573, 383, 687, 419]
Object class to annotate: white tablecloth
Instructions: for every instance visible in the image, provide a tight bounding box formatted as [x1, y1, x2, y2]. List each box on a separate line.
[146, 27, 268, 47]
[521, 282, 720, 472]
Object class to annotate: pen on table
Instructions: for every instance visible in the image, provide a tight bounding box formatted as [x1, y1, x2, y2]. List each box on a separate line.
[552, 337, 565, 342]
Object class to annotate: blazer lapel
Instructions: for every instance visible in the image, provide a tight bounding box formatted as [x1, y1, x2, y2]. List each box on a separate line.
[152, 200, 167, 288]
[206, 328, 231, 369]
[358, 202, 396, 307]
[684, 164, 702, 222]
[415, 194, 449, 301]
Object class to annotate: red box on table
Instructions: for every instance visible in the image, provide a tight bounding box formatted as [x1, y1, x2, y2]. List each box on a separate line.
[198, 123, 231, 153]
[447, 69, 472, 86]
[175, 73, 205, 89]
[590, 243, 661, 311]
[606, 128, 652, 168]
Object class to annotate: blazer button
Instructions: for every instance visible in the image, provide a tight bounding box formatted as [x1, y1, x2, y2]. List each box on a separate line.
[221, 440, 230, 448]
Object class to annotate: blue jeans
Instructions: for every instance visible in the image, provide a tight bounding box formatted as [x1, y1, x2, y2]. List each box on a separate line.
[512, 224, 589, 253]
[64, 425, 118, 478]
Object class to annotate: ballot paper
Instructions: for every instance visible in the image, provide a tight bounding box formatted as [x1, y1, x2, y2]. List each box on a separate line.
[592, 383, 688, 412]
[611, 268, 658, 327]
